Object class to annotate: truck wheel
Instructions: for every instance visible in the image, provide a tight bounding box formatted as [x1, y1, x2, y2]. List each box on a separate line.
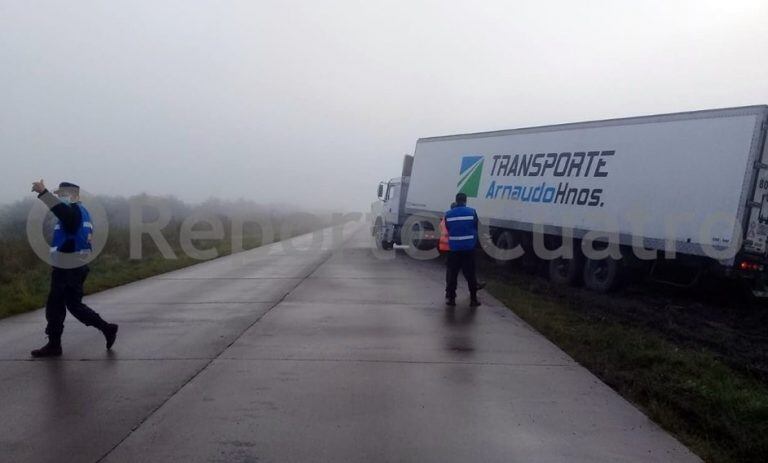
[411, 221, 436, 251]
[373, 219, 393, 250]
[373, 218, 385, 238]
[375, 232, 394, 250]
[548, 254, 583, 286]
[583, 257, 623, 292]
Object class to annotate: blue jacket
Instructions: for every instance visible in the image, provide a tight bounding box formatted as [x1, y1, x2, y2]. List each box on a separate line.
[444, 205, 479, 251]
[51, 203, 93, 254]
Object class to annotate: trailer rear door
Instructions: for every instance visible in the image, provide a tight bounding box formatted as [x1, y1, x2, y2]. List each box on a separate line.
[744, 120, 768, 255]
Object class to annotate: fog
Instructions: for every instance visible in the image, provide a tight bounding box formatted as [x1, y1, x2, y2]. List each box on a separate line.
[1, 0, 767, 211]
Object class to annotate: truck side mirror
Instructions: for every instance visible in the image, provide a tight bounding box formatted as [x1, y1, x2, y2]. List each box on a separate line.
[377, 184, 384, 198]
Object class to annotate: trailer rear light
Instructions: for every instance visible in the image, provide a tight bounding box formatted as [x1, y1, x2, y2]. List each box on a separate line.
[739, 261, 763, 271]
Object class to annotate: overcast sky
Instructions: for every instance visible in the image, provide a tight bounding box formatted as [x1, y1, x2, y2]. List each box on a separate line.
[1, 0, 767, 211]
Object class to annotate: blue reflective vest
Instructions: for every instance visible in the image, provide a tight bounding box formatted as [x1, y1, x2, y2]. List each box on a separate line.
[51, 203, 93, 253]
[444, 205, 478, 251]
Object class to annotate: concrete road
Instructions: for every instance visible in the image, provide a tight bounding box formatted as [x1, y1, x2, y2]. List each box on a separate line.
[0, 222, 700, 463]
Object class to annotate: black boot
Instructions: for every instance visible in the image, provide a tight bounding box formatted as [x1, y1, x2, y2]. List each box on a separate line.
[31, 337, 62, 358]
[101, 323, 119, 350]
[470, 295, 481, 307]
[445, 296, 456, 306]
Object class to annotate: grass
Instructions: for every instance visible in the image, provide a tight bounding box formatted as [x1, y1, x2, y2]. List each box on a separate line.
[485, 279, 768, 463]
[0, 222, 312, 320]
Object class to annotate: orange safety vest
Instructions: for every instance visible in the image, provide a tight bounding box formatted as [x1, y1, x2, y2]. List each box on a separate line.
[438, 218, 450, 252]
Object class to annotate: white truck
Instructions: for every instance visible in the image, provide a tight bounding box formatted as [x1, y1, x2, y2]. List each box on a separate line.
[371, 105, 768, 294]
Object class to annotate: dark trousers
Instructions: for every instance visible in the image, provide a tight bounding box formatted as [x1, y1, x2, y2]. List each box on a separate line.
[45, 266, 107, 339]
[445, 250, 478, 298]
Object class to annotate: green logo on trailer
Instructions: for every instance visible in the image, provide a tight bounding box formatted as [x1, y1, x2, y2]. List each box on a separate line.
[458, 155, 484, 197]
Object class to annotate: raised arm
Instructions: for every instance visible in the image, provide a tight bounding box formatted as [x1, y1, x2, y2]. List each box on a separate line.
[32, 179, 80, 232]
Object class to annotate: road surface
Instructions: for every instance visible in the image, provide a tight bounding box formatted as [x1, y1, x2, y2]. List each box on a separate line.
[0, 222, 700, 462]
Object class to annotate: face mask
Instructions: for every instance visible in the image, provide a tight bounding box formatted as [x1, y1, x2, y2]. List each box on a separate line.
[59, 196, 72, 205]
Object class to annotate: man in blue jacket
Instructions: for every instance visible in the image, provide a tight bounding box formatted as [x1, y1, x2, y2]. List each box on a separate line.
[444, 192, 481, 307]
[30, 180, 118, 358]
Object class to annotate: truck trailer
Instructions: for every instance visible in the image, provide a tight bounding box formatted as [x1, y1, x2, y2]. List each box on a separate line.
[371, 105, 768, 294]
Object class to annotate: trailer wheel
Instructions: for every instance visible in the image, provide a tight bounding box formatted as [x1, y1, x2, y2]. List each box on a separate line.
[583, 257, 623, 293]
[548, 254, 583, 286]
[492, 230, 520, 266]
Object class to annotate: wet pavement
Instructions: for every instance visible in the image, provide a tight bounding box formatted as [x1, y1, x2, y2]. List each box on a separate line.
[0, 222, 701, 462]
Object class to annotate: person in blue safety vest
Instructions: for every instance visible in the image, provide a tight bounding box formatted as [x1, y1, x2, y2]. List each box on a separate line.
[444, 192, 482, 307]
[30, 180, 118, 358]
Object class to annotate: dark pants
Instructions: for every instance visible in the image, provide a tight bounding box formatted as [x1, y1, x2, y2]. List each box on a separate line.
[445, 250, 478, 299]
[45, 266, 107, 339]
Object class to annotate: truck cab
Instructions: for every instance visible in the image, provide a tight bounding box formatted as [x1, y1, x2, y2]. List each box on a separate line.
[371, 176, 408, 249]
[371, 155, 414, 249]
